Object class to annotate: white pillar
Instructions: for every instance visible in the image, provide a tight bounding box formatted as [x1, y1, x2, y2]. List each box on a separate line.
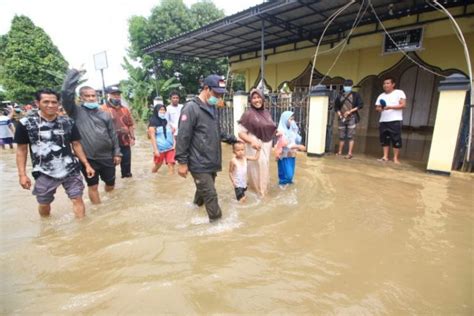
[427, 74, 470, 175]
[307, 85, 330, 157]
[233, 91, 248, 137]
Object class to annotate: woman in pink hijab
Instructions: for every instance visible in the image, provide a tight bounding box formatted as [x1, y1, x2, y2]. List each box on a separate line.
[238, 89, 277, 197]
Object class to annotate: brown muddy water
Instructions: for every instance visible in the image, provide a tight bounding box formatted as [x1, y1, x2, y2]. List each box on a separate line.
[1, 125, 473, 315]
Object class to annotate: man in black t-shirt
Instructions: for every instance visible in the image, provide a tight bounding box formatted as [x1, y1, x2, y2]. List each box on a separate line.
[15, 89, 95, 218]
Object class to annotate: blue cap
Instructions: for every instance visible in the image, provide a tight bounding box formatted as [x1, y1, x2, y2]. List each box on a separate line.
[203, 75, 227, 94]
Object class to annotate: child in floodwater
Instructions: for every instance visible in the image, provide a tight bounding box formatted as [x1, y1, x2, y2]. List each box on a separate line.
[148, 104, 176, 175]
[229, 141, 260, 202]
[275, 111, 306, 187]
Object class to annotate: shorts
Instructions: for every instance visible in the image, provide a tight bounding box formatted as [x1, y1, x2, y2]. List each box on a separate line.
[81, 158, 116, 187]
[379, 121, 402, 148]
[154, 149, 175, 165]
[0, 137, 13, 145]
[234, 187, 247, 201]
[33, 172, 84, 204]
[338, 116, 356, 140]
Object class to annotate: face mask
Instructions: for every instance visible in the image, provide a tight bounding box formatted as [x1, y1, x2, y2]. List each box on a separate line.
[343, 86, 352, 93]
[208, 96, 218, 106]
[83, 102, 99, 110]
[158, 113, 166, 119]
[109, 99, 121, 106]
[290, 121, 298, 130]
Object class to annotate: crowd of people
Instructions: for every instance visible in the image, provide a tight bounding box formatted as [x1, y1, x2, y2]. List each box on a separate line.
[9, 70, 407, 222]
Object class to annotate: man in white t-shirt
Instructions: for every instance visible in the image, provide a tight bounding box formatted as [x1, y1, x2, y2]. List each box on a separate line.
[166, 90, 183, 136]
[0, 109, 15, 149]
[375, 77, 407, 164]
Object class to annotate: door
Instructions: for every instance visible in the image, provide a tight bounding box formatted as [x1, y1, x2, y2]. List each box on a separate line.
[399, 66, 437, 128]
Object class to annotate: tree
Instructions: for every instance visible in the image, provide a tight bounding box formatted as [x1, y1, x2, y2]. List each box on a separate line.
[121, 57, 183, 121]
[125, 0, 227, 108]
[0, 15, 68, 104]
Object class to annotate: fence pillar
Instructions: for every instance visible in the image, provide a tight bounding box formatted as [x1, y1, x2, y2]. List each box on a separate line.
[233, 91, 248, 137]
[427, 74, 470, 175]
[307, 85, 330, 157]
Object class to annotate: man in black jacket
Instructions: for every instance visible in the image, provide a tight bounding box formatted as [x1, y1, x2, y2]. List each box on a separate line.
[175, 75, 237, 222]
[334, 79, 363, 159]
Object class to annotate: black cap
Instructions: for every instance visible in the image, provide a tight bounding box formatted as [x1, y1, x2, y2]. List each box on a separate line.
[203, 75, 227, 94]
[105, 85, 122, 94]
[343, 79, 353, 86]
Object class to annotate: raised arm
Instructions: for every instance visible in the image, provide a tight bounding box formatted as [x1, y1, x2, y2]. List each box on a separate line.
[61, 69, 84, 118]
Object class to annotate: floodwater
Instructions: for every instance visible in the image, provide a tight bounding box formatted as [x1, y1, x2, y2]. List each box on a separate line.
[1, 125, 472, 315]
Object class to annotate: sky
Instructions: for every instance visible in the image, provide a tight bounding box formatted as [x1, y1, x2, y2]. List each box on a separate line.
[1, 0, 263, 89]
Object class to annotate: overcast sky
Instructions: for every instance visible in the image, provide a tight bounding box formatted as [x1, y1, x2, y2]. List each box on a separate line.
[1, 0, 263, 89]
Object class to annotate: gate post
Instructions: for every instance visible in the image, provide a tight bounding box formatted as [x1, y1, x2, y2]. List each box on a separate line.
[427, 74, 470, 175]
[233, 91, 248, 137]
[307, 85, 330, 157]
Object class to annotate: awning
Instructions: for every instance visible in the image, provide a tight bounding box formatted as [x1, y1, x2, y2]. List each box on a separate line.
[142, 0, 472, 59]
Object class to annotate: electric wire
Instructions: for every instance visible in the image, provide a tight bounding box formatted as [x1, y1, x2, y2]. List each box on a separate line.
[307, 0, 356, 92]
[316, 0, 369, 86]
[369, 1, 447, 78]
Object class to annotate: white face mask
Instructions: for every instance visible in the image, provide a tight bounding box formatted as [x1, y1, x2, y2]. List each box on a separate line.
[343, 86, 352, 93]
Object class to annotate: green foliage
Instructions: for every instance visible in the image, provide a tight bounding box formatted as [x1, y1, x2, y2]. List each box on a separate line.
[0, 15, 68, 104]
[125, 0, 228, 113]
[231, 73, 246, 92]
[0, 89, 7, 103]
[159, 77, 183, 101]
[189, 0, 225, 28]
[121, 58, 154, 120]
[120, 56, 185, 120]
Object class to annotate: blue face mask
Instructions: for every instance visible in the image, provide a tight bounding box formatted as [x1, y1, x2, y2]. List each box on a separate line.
[83, 102, 99, 110]
[158, 113, 166, 119]
[343, 86, 352, 93]
[290, 121, 298, 130]
[208, 96, 218, 106]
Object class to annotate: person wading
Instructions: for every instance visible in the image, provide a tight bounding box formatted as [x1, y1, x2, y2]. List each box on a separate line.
[101, 86, 135, 178]
[237, 89, 277, 197]
[62, 69, 122, 204]
[15, 89, 94, 218]
[175, 74, 237, 222]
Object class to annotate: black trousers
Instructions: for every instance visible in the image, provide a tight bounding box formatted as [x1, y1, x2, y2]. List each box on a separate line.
[120, 146, 132, 177]
[191, 172, 222, 221]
